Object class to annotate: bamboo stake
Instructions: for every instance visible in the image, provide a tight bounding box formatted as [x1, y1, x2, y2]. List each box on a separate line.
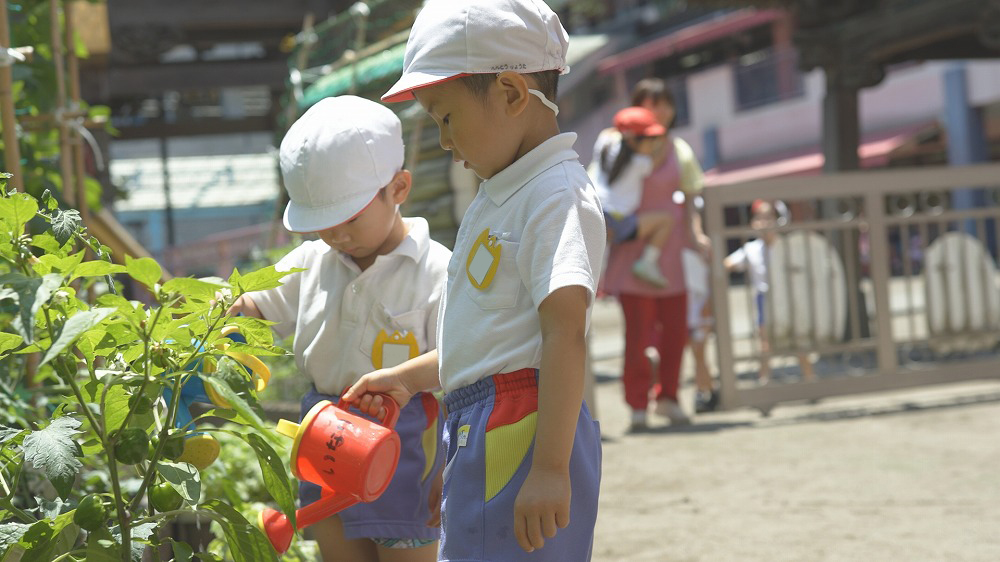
[50, 0, 74, 206]
[0, 0, 23, 191]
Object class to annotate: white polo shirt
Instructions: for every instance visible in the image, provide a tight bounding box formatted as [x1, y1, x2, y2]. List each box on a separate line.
[438, 133, 607, 393]
[250, 217, 451, 395]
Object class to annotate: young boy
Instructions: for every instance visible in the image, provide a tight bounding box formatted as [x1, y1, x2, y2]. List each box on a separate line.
[343, 1, 606, 560]
[227, 95, 450, 562]
[724, 199, 814, 384]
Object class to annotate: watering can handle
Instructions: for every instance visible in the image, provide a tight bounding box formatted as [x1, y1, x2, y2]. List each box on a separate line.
[337, 393, 400, 429]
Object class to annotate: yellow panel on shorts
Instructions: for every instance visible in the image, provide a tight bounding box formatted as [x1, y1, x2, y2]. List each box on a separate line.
[484, 411, 537, 502]
[421, 416, 439, 481]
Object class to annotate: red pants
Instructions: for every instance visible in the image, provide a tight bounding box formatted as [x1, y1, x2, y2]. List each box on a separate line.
[619, 293, 688, 411]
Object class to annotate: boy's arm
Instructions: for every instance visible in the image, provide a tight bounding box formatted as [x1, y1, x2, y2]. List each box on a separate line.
[226, 294, 264, 319]
[514, 285, 589, 553]
[343, 349, 440, 415]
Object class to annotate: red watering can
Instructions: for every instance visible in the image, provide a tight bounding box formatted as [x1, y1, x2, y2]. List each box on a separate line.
[258, 396, 401, 554]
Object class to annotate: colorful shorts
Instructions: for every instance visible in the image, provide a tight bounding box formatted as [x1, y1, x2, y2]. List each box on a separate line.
[439, 369, 602, 561]
[299, 387, 443, 543]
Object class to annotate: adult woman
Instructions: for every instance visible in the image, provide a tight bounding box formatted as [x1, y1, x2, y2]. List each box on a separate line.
[600, 78, 709, 431]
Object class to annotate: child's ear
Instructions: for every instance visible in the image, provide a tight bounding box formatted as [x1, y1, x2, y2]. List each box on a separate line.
[495, 71, 530, 117]
[388, 169, 412, 205]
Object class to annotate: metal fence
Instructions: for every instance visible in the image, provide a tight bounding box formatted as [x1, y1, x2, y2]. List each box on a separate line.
[703, 163, 1000, 415]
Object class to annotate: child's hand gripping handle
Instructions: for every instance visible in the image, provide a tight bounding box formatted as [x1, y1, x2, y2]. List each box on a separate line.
[337, 393, 400, 428]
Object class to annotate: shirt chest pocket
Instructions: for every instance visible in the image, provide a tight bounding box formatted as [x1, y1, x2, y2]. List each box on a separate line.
[463, 240, 521, 310]
[360, 304, 427, 369]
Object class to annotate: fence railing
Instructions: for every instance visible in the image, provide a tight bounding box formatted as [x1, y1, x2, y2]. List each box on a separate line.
[703, 163, 1000, 415]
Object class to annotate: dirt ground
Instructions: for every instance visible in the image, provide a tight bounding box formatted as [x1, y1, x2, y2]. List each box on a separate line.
[587, 302, 1000, 562]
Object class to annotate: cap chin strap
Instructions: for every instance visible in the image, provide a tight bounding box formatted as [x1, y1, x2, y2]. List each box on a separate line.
[528, 89, 559, 116]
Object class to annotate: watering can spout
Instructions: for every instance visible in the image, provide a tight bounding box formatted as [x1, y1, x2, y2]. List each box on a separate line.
[259, 491, 359, 554]
[275, 419, 299, 439]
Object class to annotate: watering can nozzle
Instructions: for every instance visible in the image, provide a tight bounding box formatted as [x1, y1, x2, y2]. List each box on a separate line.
[276, 419, 299, 439]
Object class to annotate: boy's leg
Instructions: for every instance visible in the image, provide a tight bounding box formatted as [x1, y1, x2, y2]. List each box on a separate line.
[374, 543, 438, 562]
[440, 371, 601, 561]
[308, 515, 378, 562]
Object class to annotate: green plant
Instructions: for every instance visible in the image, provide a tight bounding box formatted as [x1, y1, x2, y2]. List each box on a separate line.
[0, 185, 302, 561]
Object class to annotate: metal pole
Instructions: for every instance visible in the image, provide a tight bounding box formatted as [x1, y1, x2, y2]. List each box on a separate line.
[0, 0, 23, 191]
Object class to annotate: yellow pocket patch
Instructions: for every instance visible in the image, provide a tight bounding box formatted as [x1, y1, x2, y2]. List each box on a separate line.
[466, 228, 502, 290]
[484, 411, 537, 502]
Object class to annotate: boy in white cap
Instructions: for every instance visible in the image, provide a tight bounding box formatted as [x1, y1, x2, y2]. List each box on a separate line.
[343, 0, 606, 560]
[228, 95, 450, 562]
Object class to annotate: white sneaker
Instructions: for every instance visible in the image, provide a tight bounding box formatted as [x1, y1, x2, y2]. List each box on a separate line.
[631, 259, 668, 288]
[628, 410, 649, 433]
[654, 399, 691, 426]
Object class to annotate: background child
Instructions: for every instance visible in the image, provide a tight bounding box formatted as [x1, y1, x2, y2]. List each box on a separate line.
[343, 0, 606, 560]
[724, 199, 814, 384]
[227, 95, 450, 562]
[592, 106, 675, 288]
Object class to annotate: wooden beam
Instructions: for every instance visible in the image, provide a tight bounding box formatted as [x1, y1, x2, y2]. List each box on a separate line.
[107, 59, 287, 96]
[113, 116, 274, 140]
[107, 0, 320, 30]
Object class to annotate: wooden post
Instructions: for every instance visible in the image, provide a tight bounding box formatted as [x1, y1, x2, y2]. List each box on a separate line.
[0, 0, 23, 191]
[50, 0, 75, 206]
[65, 0, 89, 224]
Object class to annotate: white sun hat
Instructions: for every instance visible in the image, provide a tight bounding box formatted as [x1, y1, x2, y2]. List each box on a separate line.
[381, 0, 570, 104]
[279, 95, 403, 233]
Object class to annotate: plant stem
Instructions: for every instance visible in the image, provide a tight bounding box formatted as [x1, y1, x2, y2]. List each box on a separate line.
[0, 497, 35, 523]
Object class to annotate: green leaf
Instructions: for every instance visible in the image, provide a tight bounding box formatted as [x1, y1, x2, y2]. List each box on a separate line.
[201, 500, 279, 562]
[0, 192, 39, 231]
[36, 250, 85, 276]
[161, 277, 228, 301]
[21, 417, 82, 499]
[201, 359, 270, 435]
[21, 511, 77, 562]
[125, 255, 162, 290]
[156, 460, 201, 503]
[70, 261, 126, 282]
[0, 272, 64, 344]
[40, 307, 117, 367]
[50, 209, 82, 246]
[225, 316, 276, 348]
[29, 233, 63, 255]
[232, 265, 302, 294]
[0, 523, 29, 553]
[85, 528, 121, 562]
[0, 425, 27, 447]
[168, 539, 194, 562]
[0, 333, 23, 356]
[110, 521, 157, 562]
[40, 189, 58, 211]
[243, 432, 297, 530]
[81, 380, 155, 434]
[2, 520, 52, 562]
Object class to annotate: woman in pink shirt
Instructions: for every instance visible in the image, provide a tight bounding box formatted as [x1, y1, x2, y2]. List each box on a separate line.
[601, 78, 710, 432]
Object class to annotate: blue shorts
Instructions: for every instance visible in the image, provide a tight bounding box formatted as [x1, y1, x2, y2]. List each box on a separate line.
[604, 211, 638, 244]
[299, 387, 443, 542]
[439, 369, 602, 561]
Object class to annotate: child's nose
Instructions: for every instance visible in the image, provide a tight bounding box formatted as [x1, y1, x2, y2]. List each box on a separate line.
[437, 129, 452, 151]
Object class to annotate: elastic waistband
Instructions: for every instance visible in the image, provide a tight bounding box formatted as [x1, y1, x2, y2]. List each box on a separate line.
[444, 368, 537, 412]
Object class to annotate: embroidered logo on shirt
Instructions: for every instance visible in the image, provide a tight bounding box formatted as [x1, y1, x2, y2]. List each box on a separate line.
[466, 228, 502, 290]
[372, 330, 419, 369]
